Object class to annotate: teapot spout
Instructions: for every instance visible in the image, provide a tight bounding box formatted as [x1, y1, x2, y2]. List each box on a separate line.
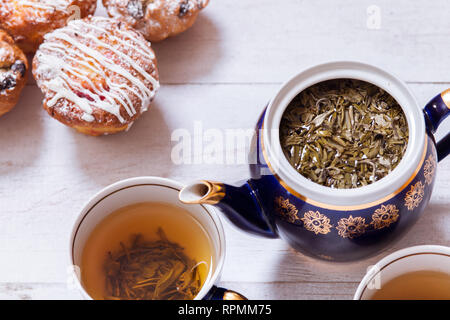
[179, 180, 277, 238]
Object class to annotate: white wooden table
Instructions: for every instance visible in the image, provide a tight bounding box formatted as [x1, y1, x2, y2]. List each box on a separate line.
[0, 0, 448, 300]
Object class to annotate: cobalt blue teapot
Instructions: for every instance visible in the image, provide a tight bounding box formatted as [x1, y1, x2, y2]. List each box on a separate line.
[179, 62, 449, 262]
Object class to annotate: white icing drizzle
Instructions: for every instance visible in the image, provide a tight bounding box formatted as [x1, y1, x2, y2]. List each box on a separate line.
[21, 0, 69, 11]
[87, 21, 156, 61]
[35, 18, 160, 123]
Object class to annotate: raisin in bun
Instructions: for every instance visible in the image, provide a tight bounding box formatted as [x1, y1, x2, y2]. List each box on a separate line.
[33, 16, 160, 136]
[0, 29, 28, 117]
[103, 0, 209, 42]
[0, 0, 97, 53]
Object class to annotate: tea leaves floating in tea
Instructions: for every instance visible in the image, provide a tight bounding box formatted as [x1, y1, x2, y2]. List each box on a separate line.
[280, 79, 409, 189]
[104, 228, 204, 300]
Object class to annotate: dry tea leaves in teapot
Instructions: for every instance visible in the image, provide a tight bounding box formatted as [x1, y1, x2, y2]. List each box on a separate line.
[104, 228, 204, 300]
[280, 79, 409, 189]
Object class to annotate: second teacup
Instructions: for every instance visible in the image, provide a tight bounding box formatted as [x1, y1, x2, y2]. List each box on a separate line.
[354, 245, 450, 300]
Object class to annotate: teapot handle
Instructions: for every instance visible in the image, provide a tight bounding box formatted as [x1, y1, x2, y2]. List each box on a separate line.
[436, 133, 450, 161]
[204, 286, 247, 300]
[423, 89, 450, 161]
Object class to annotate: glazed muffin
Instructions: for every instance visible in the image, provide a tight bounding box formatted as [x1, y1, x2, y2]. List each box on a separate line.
[103, 0, 210, 42]
[0, 29, 28, 117]
[0, 0, 97, 53]
[33, 16, 160, 136]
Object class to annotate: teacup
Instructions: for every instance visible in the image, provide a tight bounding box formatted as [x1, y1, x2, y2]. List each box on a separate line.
[69, 176, 246, 300]
[354, 245, 450, 300]
[180, 61, 450, 261]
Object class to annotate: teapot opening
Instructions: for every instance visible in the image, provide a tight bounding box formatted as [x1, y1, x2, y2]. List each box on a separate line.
[262, 61, 426, 206]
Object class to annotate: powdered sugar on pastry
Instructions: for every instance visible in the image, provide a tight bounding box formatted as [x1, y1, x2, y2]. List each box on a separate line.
[0, 0, 97, 53]
[33, 17, 159, 128]
[20, 0, 70, 11]
[103, 0, 210, 42]
[0, 29, 28, 117]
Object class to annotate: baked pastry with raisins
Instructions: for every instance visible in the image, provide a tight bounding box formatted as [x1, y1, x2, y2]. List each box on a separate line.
[33, 16, 160, 136]
[103, 0, 209, 42]
[0, 29, 28, 117]
[0, 0, 97, 53]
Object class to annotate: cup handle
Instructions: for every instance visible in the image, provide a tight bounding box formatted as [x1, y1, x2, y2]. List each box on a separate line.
[423, 89, 450, 161]
[203, 285, 247, 300]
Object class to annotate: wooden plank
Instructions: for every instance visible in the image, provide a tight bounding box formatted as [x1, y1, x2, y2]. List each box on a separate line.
[0, 283, 82, 300]
[0, 0, 448, 299]
[0, 281, 356, 300]
[150, 0, 450, 84]
[219, 281, 356, 300]
[0, 83, 448, 289]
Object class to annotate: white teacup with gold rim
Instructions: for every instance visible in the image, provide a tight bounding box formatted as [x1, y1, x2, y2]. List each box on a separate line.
[69, 176, 246, 300]
[354, 245, 450, 300]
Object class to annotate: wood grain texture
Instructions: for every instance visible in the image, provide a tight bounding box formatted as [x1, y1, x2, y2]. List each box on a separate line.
[153, 0, 450, 84]
[0, 0, 448, 299]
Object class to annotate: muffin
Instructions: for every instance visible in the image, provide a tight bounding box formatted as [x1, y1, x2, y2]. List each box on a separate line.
[0, 29, 28, 117]
[0, 0, 97, 53]
[33, 16, 160, 136]
[103, 0, 210, 42]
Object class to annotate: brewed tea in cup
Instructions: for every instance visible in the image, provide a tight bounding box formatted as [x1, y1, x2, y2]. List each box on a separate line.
[370, 270, 450, 300]
[354, 245, 450, 300]
[81, 202, 213, 300]
[70, 177, 245, 300]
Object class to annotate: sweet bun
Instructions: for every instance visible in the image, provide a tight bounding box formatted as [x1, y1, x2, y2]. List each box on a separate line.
[0, 0, 97, 53]
[33, 16, 160, 136]
[0, 29, 28, 117]
[103, 0, 209, 42]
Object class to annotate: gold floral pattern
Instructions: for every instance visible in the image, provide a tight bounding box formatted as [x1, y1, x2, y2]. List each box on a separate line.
[371, 204, 399, 229]
[404, 181, 425, 211]
[336, 216, 368, 239]
[275, 196, 299, 223]
[300, 211, 332, 235]
[423, 154, 436, 185]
